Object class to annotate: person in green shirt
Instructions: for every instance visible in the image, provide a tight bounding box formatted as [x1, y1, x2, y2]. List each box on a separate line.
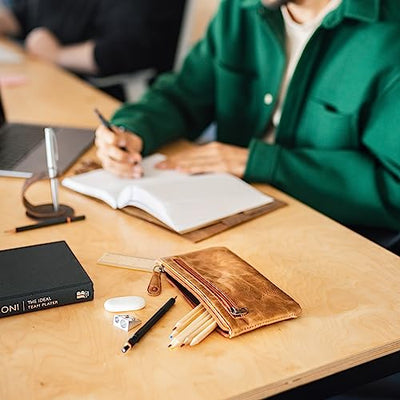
[95, 0, 400, 252]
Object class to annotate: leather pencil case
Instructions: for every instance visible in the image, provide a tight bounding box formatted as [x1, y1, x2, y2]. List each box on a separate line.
[147, 247, 301, 338]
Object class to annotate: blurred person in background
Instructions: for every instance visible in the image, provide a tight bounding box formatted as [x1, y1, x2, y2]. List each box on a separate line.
[0, 0, 186, 100]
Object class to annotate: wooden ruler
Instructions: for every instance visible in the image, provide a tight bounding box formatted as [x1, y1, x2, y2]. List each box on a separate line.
[97, 252, 156, 272]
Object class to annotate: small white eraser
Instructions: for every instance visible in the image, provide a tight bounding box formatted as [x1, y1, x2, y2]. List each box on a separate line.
[104, 296, 146, 312]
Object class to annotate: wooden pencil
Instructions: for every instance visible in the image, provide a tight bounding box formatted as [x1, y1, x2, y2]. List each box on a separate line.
[169, 307, 206, 339]
[181, 317, 213, 347]
[171, 304, 204, 332]
[189, 319, 218, 346]
[169, 313, 211, 348]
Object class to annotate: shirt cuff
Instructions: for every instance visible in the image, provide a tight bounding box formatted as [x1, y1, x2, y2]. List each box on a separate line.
[244, 139, 280, 183]
[111, 114, 155, 156]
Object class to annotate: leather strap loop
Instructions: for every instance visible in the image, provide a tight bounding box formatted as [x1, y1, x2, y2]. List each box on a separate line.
[22, 172, 74, 219]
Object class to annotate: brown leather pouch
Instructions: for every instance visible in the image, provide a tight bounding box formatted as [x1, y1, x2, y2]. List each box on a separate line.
[148, 247, 301, 338]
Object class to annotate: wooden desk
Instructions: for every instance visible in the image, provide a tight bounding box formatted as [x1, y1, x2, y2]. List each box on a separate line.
[1, 43, 400, 400]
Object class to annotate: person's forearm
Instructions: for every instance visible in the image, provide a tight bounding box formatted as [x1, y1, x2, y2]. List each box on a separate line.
[245, 140, 400, 230]
[57, 41, 98, 75]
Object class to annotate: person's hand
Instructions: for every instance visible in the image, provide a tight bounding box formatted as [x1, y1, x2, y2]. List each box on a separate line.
[95, 125, 143, 178]
[25, 27, 61, 63]
[156, 141, 249, 178]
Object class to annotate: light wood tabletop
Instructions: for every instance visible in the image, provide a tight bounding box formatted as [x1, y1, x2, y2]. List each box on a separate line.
[1, 41, 400, 400]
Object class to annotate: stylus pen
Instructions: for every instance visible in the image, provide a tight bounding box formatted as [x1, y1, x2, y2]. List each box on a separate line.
[5, 215, 86, 233]
[121, 296, 177, 353]
[44, 127, 59, 212]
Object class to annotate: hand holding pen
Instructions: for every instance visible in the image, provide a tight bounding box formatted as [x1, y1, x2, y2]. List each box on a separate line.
[94, 108, 144, 179]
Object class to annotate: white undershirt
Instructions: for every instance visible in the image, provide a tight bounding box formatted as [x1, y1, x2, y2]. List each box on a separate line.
[264, 0, 342, 143]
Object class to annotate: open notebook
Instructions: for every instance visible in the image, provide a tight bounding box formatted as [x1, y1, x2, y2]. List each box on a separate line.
[62, 154, 285, 240]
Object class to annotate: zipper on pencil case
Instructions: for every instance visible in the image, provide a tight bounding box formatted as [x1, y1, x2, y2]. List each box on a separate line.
[148, 263, 231, 332]
[147, 259, 248, 318]
[172, 258, 248, 318]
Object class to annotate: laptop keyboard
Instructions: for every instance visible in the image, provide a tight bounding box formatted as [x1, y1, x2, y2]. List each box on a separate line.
[0, 125, 44, 169]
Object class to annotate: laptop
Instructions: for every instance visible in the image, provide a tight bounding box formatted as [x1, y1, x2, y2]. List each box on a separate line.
[0, 93, 95, 178]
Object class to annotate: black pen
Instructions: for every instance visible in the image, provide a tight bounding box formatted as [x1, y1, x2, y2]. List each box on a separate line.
[5, 215, 86, 233]
[121, 296, 177, 353]
[94, 108, 118, 134]
[94, 108, 127, 151]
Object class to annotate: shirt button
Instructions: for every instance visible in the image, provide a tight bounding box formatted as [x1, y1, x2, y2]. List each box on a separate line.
[264, 93, 273, 105]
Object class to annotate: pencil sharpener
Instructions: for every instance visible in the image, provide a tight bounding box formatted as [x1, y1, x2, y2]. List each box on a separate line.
[113, 314, 141, 332]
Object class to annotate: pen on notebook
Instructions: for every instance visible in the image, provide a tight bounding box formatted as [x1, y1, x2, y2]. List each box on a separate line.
[121, 296, 177, 353]
[4, 215, 86, 233]
[44, 127, 59, 212]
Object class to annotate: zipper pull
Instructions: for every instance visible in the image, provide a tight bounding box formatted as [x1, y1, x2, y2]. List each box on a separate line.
[147, 265, 163, 296]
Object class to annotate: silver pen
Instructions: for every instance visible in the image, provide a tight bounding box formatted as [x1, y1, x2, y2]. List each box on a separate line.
[44, 127, 59, 212]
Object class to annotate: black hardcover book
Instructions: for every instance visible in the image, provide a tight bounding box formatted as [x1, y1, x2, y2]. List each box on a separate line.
[0, 241, 94, 318]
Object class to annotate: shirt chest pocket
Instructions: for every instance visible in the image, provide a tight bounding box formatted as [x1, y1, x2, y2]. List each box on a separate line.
[296, 98, 358, 149]
[215, 62, 259, 113]
[215, 62, 267, 142]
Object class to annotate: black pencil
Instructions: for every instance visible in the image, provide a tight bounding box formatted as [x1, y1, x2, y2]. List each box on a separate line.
[121, 296, 177, 353]
[5, 215, 86, 233]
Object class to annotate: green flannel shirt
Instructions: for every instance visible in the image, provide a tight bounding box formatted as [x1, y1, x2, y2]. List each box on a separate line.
[111, 0, 400, 230]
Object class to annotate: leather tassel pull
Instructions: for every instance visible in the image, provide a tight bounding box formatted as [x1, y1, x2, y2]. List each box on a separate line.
[147, 270, 162, 296]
